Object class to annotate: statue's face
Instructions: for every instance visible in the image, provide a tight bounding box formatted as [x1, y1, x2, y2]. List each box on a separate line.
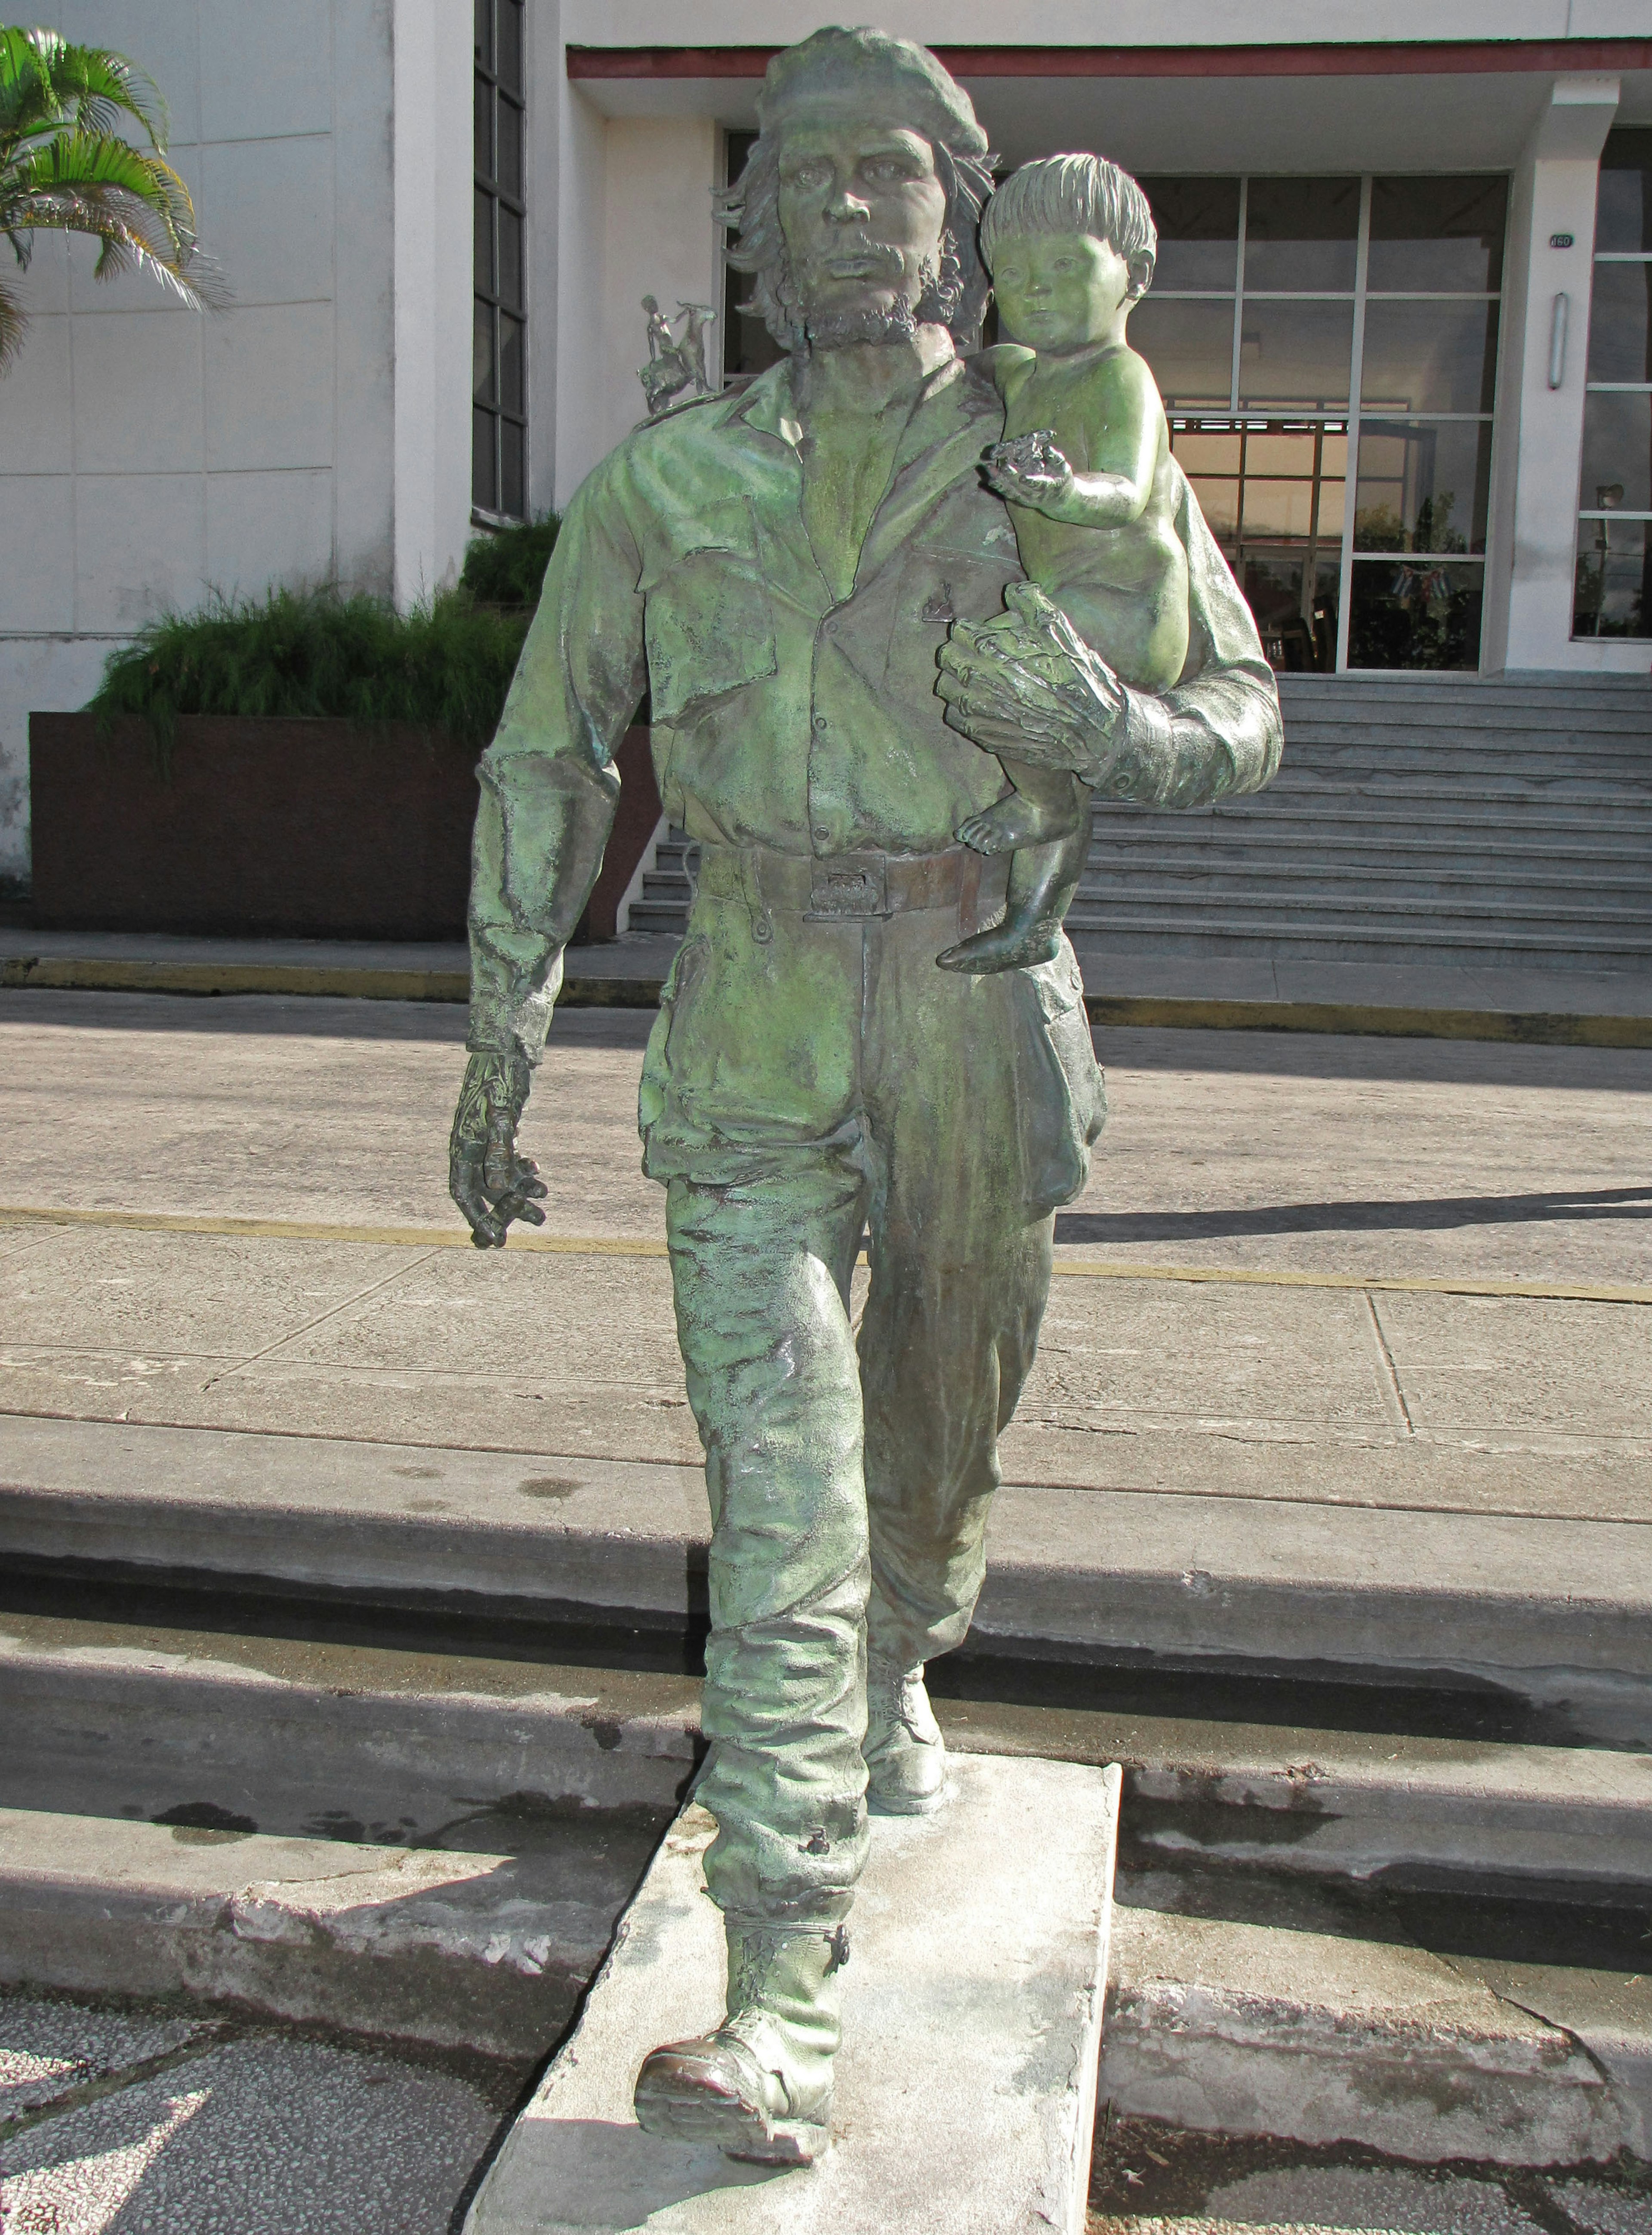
[775, 120, 948, 329]
[988, 232, 1137, 355]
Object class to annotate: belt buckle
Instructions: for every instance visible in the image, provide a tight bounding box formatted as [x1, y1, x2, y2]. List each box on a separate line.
[805, 853, 891, 920]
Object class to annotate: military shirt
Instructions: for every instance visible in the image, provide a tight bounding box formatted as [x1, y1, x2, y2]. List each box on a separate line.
[466, 352, 1281, 1057]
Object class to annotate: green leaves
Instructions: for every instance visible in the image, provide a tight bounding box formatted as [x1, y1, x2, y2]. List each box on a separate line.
[0, 24, 218, 369]
[88, 581, 546, 759]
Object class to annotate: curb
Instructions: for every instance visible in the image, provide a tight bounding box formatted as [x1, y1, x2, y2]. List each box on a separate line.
[4, 952, 1649, 1043]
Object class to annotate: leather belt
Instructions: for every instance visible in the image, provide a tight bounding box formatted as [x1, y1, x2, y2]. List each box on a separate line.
[697, 842, 1005, 923]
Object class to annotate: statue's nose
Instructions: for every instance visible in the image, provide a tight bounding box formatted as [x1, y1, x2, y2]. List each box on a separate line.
[824, 191, 870, 225]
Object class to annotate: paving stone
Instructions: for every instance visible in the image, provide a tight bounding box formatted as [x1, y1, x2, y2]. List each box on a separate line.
[0, 2029, 498, 2234]
[467, 1757, 1120, 2235]
[0, 1995, 213, 2128]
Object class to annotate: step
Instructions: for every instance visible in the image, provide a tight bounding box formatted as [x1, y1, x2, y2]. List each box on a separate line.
[464, 1758, 1120, 2235]
[6, 1416, 1651, 1750]
[1101, 1865, 1652, 2165]
[0, 1805, 634, 2057]
[1079, 864, 1652, 904]
[1060, 913, 1652, 960]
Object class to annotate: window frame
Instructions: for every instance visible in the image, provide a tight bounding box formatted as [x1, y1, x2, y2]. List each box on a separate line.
[473, 0, 528, 523]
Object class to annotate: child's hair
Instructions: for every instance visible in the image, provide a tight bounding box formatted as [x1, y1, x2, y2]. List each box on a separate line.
[979, 153, 1157, 297]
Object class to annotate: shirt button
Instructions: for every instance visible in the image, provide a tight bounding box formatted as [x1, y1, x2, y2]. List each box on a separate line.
[813, 713, 828, 731]
[813, 825, 831, 844]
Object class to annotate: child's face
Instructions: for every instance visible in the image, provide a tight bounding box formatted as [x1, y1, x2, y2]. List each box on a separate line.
[989, 232, 1137, 353]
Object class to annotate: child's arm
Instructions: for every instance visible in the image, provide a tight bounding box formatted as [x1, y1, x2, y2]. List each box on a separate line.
[988, 350, 1163, 528]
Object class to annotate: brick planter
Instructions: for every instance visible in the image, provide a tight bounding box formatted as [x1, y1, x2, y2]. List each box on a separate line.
[27, 714, 660, 941]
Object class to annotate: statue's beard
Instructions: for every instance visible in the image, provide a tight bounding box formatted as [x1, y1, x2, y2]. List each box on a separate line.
[787, 256, 952, 353]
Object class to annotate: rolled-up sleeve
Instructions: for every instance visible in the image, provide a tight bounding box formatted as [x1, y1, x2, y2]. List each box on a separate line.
[468, 467, 648, 1061]
[1093, 463, 1283, 811]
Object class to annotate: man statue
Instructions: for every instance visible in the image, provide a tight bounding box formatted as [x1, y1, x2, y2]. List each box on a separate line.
[449, 26, 1279, 2170]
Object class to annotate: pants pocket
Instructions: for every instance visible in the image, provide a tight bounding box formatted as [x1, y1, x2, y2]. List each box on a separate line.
[1010, 939, 1106, 1212]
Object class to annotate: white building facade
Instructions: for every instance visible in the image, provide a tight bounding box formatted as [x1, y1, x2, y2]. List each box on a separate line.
[1, 0, 1649, 890]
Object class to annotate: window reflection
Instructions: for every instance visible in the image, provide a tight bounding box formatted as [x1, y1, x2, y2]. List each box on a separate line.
[1349, 560, 1483, 670]
[1138, 177, 1240, 291]
[1586, 262, 1652, 386]
[1366, 176, 1507, 294]
[1580, 391, 1652, 516]
[1354, 421, 1492, 553]
[1595, 130, 1652, 256]
[1360, 299, 1498, 415]
[1128, 297, 1234, 409]
[1237, 300, 1354, 408]
[1575, 519, 1650, 638]
[1244, 177, 1360, 293]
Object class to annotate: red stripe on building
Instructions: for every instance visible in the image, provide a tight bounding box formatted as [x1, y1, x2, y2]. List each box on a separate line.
[567, 40, 1652, 81]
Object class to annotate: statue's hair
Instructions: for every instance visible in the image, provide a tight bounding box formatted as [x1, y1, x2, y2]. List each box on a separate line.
[717, 130, 998, 351]
[979, 154, 1157, 296]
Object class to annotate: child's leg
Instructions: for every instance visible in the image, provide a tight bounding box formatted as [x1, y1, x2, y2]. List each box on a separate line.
[937, 811, 1092, 976]
[958, 760, 1082, 855]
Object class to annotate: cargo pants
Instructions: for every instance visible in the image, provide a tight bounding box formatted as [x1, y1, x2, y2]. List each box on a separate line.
[638, 844, 1106, 1923]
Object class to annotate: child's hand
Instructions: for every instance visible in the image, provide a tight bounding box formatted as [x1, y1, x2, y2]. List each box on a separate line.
[983, 430, 1076, 517]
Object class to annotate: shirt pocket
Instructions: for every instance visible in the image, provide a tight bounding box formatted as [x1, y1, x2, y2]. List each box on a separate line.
[637, 495, 779, 725]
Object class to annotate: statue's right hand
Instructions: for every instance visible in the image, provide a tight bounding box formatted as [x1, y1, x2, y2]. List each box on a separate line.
[449, 1049, 548, 1250]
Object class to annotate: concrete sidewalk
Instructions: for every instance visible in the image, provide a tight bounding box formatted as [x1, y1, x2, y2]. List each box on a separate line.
[4, 926, 1652, 1039]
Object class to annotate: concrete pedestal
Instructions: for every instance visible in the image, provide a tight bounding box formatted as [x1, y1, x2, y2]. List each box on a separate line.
[465, 1754, 1120, 2235]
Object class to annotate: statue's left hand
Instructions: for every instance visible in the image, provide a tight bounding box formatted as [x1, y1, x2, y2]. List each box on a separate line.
[449, 1048, 549, 1250]
[937, 583, 1128, 779]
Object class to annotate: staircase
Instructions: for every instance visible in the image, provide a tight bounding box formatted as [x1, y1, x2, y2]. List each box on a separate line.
[623, 676, 1652, 971]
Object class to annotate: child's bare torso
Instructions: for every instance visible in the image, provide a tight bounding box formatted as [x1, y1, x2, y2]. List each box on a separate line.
[997, 343, 1189, 694]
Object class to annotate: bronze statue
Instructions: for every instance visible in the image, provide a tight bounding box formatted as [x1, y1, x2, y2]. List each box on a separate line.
[450, 25, 1279, 2169]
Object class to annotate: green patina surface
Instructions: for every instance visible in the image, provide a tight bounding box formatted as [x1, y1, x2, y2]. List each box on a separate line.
[443, 19, 1282, 2158]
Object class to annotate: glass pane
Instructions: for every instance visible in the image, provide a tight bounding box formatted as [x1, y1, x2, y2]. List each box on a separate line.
[1574, 517, 1651, 638]
[1354, 420, 1492, 553]
[497, 204, 523, 312]
[1580, 390, 1652, 514]
[1244, 178, 1359, 293]
[1595, 129, 1652, 257]
[474, 78, 493, 182]
[1242, 476, 1344, 541]
[497, 97, 523, 203]
[1188, 477, 1239, 537]
[497, 0, 523, 96]
[1367, 176, 1506, 294]
[1237, 300, 1353, 408]
[473, 301, 496, 404]
[1245, 427, 1347, 477]
[474, 0, 492, 71]
[1131, 297, 1234, 408]
[499, 313, 524, 415]
[1359, 298, 1497, 414]
[501, 417, 526, 519]
[474, 186, 493, 295]
[1171, 427, 1241, 473]
[472, 404, 497, 512]
[1138, 177, 1240, 291]
[1586, 261, 1652, 386]
[1348, 557, 1483, 669]
[1238, 553, 1341, 673]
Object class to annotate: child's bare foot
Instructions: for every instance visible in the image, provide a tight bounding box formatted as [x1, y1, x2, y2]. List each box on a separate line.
[958, 793, 1077, 854]
[937, 912, 1064, 975]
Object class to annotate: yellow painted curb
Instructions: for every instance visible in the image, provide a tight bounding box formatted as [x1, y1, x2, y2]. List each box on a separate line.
[4, 954, 1649, 1045]
[3, 1205, 1646, 1306]
[1085, 994, 1652, 1047]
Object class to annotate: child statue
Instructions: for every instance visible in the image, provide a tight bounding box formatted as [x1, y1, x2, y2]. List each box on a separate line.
[939, 153, 1190, 975]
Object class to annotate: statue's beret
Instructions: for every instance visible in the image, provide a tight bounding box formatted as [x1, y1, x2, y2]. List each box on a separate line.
[757, 25, 989, 161]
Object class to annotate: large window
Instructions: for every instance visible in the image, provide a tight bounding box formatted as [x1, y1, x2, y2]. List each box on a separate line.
[1134, 174, 1506, 671]
[473, 0, 526, 519]
[722, 130, 786, 385]
[1574, 130, 1652, 640]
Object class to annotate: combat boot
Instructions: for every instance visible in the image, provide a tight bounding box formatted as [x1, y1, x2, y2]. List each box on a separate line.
[632, 1916, 846, 2164]
[863, 1653, 947, 1814]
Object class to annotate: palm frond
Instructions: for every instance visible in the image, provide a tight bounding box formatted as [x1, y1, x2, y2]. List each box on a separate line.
[0, 29, 167, 150]
[0, 266, 25, 368]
